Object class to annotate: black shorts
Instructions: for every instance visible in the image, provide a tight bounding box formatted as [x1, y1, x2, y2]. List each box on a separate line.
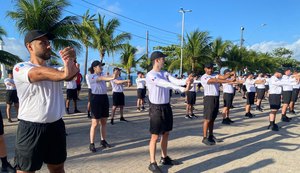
[76, 84, 81, 91]
[256, 89, 265, 100]
[247, 92, 255, 105]
[88, 89, 92, 102]
[0, 110, 4, 135]
[269, 94, 281, 110]
[291, 89, 299, 102]
[242, 85, 247, 92]
[6, 90, 19, 105]
[15, 119, 66, 172]
[66, 89, 78, 100]
[90, 94, 109, 119]
[137, 89, 145, 99]
[265, 85, 269, 91]
[113, 92, 125, 106]
[282, 91, 292, 104]
[149, 103, 173, 135]
[223, 93, 234, 108]
[187, 91, 196, 105]
[203, 96, 219, 121]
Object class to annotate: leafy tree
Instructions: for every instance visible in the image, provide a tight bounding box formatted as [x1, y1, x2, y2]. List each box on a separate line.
[210, 37, 231, 72]
[119, 43, 138, 80]
[272, 47, 293, 58]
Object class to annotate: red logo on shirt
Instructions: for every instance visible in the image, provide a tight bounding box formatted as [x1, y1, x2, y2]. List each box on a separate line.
[15, 67, 19, 72]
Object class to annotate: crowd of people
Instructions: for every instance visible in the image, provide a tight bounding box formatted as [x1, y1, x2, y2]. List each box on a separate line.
[0, 30, 300, 173]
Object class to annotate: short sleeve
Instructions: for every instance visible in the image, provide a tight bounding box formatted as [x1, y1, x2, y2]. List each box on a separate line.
[13, 63, 34, 83]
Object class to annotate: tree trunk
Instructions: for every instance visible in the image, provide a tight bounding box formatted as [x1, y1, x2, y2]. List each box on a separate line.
[83, 45, 88, 84]
[127, 70, 131, 87]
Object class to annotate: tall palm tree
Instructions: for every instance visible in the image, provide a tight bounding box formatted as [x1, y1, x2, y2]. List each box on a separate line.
[92, 14, 131, 62]
[0, 26, 7, 41]
[210, 37, 231, 72]
[7, 0, 81, 52]
[185, 29, 211, 72]
[72, 10, 96, 82]
[119, 43, 137, 80]
[224, 45, 247, 75]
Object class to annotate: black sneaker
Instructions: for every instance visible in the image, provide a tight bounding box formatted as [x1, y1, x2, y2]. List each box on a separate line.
[148, 162, 162, 173]
[120, 117, 128, 122]
[190, 114, 199, 118]
[74, 109, 81, 113]
[281, 116, 290, 122]
[209, 135, 223, 143]
[289, 110, 296, 114]
[7, 118, 13, 123]
[159, 156, 180, 165]
[222, 118, 231, 125]
[226, 117, 234, 123]
[101, 140, 111, 148]
[111, 119, 114, 125]
[66, 109, 70, 114]
[89, 143, 96, 152]
[245, 113, 254, 118]
[268, 124, 279, 131]
[202, 137, 215, 146]
[1, 162, 15, 173]
[185, 115, 192, 119]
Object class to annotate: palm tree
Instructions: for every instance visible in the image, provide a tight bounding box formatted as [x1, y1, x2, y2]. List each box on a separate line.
[7, 0, 81, 52]
[210, 37, 231, 72]
[185, 29, 211, 72]
[91, 14, 131, 62]
[72, 10, 96, 82]
[0, 26, 7, 41]
[119, 43, 138, 80]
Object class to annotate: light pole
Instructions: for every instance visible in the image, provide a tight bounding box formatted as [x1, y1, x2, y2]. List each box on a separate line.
[179, 8, 192, 77]
[240, 26, 244, 48]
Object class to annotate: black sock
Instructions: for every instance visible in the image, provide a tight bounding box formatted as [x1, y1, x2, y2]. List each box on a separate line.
[270, 121, 275, 125]
[1, 156, 9, 167]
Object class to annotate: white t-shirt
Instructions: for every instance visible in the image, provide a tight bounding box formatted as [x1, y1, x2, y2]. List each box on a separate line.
[200, 74, 219, 96]
[222, 79, 234, 94]
[89, 73, 107, 95]
[111, 77, 124, 93]
[245, 78, 256, 92]
[146, 70, 185, 104]
[4, 78, 16, 90]
[86, 74, 91, 89]
[66, 80, 77, 89]
[255, 77, 265, 89]
[13, 61, 65, 123]
[282, 75, 293, 91]
[136, 77, 146, 89]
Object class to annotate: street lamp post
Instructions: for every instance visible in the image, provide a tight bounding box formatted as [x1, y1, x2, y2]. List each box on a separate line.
[240, 26, 244, 48]
[179, 8, 192, 77]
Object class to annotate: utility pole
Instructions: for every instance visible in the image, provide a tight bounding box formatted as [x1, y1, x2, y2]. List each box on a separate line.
[240, 26, 245, 48]
[146, 30, 149, 72]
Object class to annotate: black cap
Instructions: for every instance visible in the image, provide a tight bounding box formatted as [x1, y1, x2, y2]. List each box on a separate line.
[91, 60, 105, 68]
[24, 30, 55, 45]
[113, 67, 121, 71]
[204, 63, 214, 68]
[150, 51, 167, 61]
[275, 69, 284, 74]
[246, 72, 253, 76]
[223, 69, 231, 74]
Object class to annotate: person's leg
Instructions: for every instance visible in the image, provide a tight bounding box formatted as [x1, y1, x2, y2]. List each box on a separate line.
[208, 120, 214, 136]
[203, 119, 209, 138]
[149, 134, 159, 163]
[160, 132, 169, 158]
[289, 101, 294, 112]
[15, 103, 19, 117]
[100, 118, 107, 141]
[111, 106, 117, 120]
[281, 103, 288, 115]
[90, 119, 99, 144]
[120, 106, 124, 119]
[73, 99, 79, 112]
[47, 163, 65, 173]
[65, 99, 70, 113]
[6, 104, 12, 121]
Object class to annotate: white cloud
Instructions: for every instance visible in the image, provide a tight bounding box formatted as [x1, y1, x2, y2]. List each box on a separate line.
[248, 39, 300, 60]
[2, 37, 29, 61]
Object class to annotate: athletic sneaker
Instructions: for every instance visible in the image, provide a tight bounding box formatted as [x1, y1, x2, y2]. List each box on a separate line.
[1, 162, 15, 173]
[209, 135, 223, 143]
[289, 110, 296, 114]
[148, 162, 162, 173]
[142, 107, 147, 111]
[226, 117, 234, 123]
[256, 106, 263, 112]
[190, 114, 199, 118]
[136, 108, 141, 112]
[245, 112, 254, 118]
[268, 124, 279, 131]
[66, 108, 70, 114]
[7, 118, 13, 123]
[101, 140, 111, 148]
[281, 116, 291, 122]
[120, 117, 128, 122]
[89, 143, 96, 152]
[185, 115, 192, 119]
[202, 137, 215, 146]
[222, 118, 231, 125]
[159, 156, 180, 165]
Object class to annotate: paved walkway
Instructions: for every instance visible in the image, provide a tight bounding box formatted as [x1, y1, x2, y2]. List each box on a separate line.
[1, 87, 300, 173]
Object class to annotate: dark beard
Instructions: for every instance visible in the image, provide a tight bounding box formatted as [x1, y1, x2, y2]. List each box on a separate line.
[37, 52, 51, 60]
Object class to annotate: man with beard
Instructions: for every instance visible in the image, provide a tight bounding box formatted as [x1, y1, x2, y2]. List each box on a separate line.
[13, 30, 79, 173]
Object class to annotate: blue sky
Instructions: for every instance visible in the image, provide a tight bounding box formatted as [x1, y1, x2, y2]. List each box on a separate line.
[1, 0, 300, 73]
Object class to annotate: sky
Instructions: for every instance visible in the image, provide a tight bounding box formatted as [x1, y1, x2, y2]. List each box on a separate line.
[1, 0, 300, 73]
